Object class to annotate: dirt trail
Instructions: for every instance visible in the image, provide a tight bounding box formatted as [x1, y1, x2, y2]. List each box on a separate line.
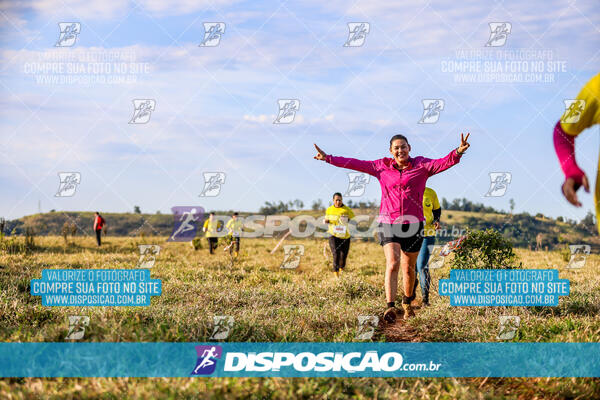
[380, 302, 425, 342]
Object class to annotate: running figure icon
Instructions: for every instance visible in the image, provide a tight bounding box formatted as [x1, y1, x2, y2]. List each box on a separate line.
[193, 346, 218, 374]
[170, 208, 199, 241]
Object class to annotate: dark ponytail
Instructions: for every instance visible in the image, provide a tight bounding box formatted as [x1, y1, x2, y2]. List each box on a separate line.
[389, 134, 409, 148]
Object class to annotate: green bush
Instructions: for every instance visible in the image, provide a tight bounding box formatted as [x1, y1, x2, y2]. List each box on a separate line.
[191, 237, 203, 250]
[451, 228, 521, 269]
[558, 245, 571, 263]
[0, 227, 36, 254]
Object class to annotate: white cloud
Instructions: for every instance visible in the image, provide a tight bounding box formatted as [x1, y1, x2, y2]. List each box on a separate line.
[4, 0, 242, 20]
[26, 0, 128, 20]
[244, 114, 270, 123]
[373, 119, 391, 126]
[136, 0, 240, 17]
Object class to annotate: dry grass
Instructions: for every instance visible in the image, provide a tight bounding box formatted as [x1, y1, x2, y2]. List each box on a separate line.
[1, 236, 599, 399]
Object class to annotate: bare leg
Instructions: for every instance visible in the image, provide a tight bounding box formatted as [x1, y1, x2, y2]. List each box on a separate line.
[400, 250, 419, 299]
[383, 243, 401, 303]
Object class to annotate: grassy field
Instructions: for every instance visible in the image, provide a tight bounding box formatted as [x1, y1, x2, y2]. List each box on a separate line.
[1, 235, 600, 399]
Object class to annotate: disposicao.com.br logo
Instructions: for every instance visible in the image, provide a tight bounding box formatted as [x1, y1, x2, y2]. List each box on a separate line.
[191, 345, 222, 375]
[192, 347, 442, 376]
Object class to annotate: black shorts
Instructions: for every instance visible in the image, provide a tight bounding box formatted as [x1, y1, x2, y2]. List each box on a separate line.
[377, 222, 424, 252]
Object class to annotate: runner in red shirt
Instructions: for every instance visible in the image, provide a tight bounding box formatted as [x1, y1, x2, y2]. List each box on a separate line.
[93, 212, 106, 246]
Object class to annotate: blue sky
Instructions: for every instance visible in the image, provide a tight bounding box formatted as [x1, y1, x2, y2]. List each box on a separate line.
[1, 0, 599, 221]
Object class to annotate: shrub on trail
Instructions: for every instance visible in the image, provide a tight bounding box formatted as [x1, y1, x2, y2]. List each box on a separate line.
[451, 228, 521, 269]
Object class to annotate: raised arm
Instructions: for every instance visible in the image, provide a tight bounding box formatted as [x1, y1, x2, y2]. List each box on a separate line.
[313, 143, 377, 176]
[554, 73, 599, 208]
[553, 122, 589, 206]
[426, 133, 470, 176]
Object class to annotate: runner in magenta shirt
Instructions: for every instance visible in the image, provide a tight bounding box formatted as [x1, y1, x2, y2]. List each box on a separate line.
[314, 133, 470, 322]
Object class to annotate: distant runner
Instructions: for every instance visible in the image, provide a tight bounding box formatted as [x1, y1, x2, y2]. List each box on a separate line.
[314, 133, 470, 322]
[225, 212, 243, 257]
[203, 212, 222, 254]
[325, 192, 355, 277]
[93, 211, 106, 247]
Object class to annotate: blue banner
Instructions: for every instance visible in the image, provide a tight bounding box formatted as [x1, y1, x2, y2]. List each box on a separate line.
[439, 269, 569, 306]
[1, 343, 598, 377]
[30, 269, 162, 306]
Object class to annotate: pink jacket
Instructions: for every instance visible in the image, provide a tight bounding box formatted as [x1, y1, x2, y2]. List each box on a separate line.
[553, 121, 585, 183]
[326, 150, 462, 224]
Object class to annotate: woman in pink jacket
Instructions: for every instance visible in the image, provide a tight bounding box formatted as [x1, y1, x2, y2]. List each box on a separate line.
[314, 133, 470, 322]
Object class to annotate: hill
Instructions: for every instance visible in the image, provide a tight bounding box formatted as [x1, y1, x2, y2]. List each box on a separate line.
[2, 208, 598, 250]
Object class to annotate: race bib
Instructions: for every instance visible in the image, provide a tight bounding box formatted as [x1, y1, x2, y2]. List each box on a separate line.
[232, 231, 241, 237]
[333, 225, 347, 235]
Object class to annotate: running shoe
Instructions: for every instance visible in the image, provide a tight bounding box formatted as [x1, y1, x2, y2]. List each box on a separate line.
[383, 307, 397, 323]
[402, 303, 415, 319]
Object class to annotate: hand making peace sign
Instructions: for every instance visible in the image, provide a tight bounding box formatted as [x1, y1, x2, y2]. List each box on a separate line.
[313, 144, 328, 161]
[457, 132, 470, 155]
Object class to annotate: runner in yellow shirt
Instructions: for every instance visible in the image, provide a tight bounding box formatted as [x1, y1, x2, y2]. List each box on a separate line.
[225, 212, 243, 257]
[203, 212, 222, 254]
[324, 192, 355, 277]
[553, 72, 600, 234]
[415, 187, 441, 306]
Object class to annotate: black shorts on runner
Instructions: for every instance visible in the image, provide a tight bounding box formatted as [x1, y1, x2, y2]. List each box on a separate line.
[377, 222, 424, 252]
